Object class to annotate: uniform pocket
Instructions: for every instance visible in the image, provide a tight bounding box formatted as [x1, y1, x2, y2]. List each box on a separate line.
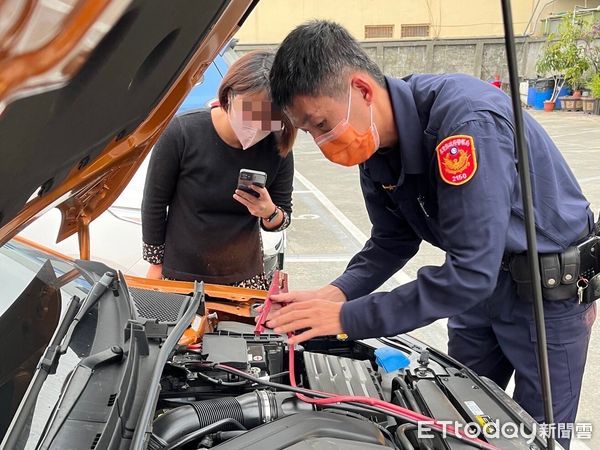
[529, 302, 595, 344]
[527, 302, 596, 415]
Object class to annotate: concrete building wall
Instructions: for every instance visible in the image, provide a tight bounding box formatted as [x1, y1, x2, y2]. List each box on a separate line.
[234, 0, 595, 44]
[236, 37, 546, 80]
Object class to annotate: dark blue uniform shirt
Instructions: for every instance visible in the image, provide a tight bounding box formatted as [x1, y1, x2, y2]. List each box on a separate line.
[334, 74, 593, 340]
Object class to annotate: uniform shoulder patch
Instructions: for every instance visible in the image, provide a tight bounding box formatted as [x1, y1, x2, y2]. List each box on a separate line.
[435, 134, 477, 186]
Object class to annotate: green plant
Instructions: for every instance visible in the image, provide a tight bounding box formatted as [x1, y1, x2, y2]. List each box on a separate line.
[536, 14, 590, 99]
[564, 47, 589, 91]
[536, 44, 568, 102]
[589, 73, 600, 98]
[582, 20, 600, 74]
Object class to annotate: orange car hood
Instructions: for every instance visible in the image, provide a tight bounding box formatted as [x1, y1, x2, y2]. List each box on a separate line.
[0, 0, 258, 250]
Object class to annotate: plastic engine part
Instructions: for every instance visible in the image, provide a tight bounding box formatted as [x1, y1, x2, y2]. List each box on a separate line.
[202, 335, 248, 370]
[303, 352, 384, 399]
[375, 347, 411, 373]
[211, 411, 388, 450]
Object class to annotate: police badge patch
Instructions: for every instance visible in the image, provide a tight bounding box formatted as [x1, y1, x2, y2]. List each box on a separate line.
[435, 135, 478, 186]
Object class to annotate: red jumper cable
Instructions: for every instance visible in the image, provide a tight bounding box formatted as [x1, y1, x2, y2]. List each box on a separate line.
[254, 270, 288, 335]
[252, 272, 498, 450]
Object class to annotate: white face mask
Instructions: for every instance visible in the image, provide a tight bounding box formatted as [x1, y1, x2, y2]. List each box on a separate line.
[228, 106, 271, 149]
[228, 96, 282, 150]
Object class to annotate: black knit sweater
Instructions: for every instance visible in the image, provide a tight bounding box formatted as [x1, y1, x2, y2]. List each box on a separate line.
[141, 109, 293, 283]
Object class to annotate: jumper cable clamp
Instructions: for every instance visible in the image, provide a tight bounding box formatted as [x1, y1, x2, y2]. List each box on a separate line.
[254, 270, 288, 335]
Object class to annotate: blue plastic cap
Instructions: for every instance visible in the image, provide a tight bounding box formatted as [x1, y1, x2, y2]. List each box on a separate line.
[374, 347, 410, 373]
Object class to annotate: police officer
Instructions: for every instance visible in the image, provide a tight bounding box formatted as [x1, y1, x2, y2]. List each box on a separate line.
[264, 20, 597, 448]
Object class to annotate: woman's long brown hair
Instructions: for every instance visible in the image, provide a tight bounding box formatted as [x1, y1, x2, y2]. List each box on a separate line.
[218, 50, 297, 156]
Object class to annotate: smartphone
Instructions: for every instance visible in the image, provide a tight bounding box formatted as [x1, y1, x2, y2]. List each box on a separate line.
[237, 169, 267, 198]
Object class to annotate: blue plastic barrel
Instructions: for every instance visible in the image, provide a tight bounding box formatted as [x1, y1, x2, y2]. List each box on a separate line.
[527, 85, 536, 107]
[531, 78, 571, 110]
[533, 78, 554, 110]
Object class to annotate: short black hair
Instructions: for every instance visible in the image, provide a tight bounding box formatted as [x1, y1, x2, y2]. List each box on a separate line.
[269, 20, 385, 109]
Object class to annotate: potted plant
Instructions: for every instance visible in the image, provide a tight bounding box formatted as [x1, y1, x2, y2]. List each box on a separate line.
[543, 99, 556, 111]
[536, 42, 567, 110]
[568, 75, 586, 98]
[537, 14, 589, 111]
[582, 73, 600, 115]
[564, 58, 589, 110]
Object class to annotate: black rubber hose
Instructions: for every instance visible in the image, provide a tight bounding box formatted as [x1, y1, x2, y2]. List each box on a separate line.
[163, 418, 246, 450]
[395, 424, 416, 450]
[152, 397, 245, 445]
[151, 390, 309, 447]
[392, 389, 409, 409]
[192, 397, 247, 428]
[393, 377, 421, 413]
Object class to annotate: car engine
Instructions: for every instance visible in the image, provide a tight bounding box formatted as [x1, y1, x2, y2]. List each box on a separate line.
[147, 318, 545, 450]
[150, 321, 393, 450]
[1, 259, 550, 450]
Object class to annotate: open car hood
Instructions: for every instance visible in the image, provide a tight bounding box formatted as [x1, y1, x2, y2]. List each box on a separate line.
[0, 0, 258, 253]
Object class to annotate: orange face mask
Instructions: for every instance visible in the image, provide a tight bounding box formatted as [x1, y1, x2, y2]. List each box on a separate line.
[314, 88, 380, 166]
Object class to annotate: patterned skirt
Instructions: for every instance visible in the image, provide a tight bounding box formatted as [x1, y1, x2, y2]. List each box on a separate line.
[163, 272, 270, 291]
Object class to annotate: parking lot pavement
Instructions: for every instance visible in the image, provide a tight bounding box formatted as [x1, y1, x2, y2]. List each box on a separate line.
[285, 110, 600, 449]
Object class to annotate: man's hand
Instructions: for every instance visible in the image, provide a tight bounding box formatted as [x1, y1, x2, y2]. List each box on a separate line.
[266, 300, 344, 345]
[146, 264, 163, 279]
[256, 284, 347, 345]
[256, 284, 346, 317]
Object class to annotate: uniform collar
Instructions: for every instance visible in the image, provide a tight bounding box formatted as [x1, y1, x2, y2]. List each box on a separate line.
[385, 76, 426, 175]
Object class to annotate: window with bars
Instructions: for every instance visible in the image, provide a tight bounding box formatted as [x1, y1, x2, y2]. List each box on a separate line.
[364, 25, 394, 39]
[400, 24, 430, 38]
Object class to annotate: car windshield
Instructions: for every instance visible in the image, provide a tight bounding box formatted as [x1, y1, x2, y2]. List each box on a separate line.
[0, 240, 95, 449]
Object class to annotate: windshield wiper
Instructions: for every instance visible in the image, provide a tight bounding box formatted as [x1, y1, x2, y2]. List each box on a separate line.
[2, 271, 117, 450]
[1, 294, 81, 450]
[59, 271, 116, 353]
[37, 346, 124, 450]
[131, 282, 204, 449]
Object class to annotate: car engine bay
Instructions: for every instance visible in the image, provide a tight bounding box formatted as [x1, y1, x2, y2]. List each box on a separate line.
[149, 318, 546, 450]
[2, 262, 549, 450]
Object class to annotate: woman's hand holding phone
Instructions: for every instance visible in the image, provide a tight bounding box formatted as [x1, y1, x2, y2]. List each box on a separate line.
[233, 185, 276, 219]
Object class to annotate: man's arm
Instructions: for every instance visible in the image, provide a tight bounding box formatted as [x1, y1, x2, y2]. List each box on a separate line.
[265, 166, 419, 341]
[340, 116, 517, 339]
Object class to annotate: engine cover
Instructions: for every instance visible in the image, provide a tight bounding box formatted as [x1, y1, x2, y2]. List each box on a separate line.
[211, 411, 389, 450]
[303, 352, 384, 399]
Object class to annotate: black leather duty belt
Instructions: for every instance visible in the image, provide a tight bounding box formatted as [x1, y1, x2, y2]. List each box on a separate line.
[503, 235, 600, 303]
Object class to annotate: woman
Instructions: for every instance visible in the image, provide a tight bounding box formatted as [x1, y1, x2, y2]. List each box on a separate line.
[141, 51, 295, 290]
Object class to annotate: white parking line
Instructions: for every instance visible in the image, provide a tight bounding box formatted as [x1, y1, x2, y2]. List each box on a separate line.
[578, 175, 600, 183]
[551, 129, 600, 138]
[294, 170, 413, 285]
[556, 149, 600, 153]
[286, 255, 355, 263]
